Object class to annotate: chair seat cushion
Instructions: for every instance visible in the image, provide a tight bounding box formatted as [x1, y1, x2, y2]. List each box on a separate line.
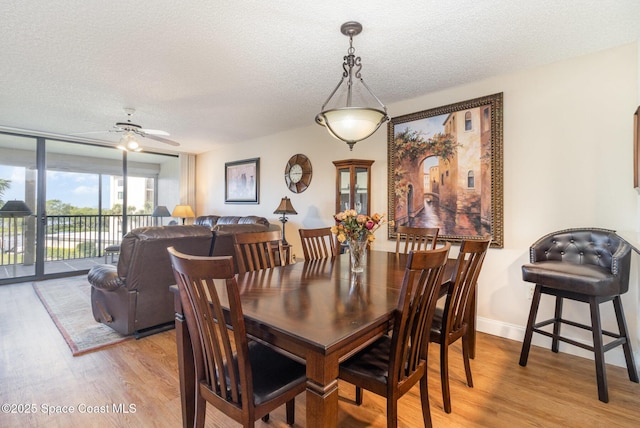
[339, 335, 392, 384]
[522, 260, 619, 296]
[247, 342, 306, 405]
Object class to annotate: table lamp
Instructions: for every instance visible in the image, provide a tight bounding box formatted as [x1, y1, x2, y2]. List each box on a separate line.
[273, 196, 297, 245]
[172, 205, 195, 225]
[152, 205, 171, 226]
[0, 200, 33, 276]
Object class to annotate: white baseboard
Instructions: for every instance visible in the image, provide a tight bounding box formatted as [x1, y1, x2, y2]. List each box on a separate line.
[476, 317, 638, 369]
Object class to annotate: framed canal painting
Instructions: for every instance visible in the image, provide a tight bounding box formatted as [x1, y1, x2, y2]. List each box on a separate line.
[387, 93, 503, 247]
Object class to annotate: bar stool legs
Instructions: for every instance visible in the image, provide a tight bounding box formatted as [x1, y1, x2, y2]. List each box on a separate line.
[519, 286, 639, 403]
[612, 296, 639, 384]
[518, 284, 542, 367]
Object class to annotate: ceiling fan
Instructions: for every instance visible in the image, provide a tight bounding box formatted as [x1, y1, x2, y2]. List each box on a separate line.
[77, 108, 180, 151]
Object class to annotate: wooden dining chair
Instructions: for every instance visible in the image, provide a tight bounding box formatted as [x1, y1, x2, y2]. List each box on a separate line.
[233, 230, 284, 273]
[339, 242, 451, 428]
[167, 247, 307, 428]
[299, 227, 337, 260]
[430, 237, 490, 414]
[395, 225, 439, 255]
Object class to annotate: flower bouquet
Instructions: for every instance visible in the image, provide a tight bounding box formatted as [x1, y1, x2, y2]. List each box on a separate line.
[331, 210, 389, 272]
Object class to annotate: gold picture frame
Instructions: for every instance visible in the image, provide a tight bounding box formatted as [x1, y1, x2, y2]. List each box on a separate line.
[387, 93, 504, 247]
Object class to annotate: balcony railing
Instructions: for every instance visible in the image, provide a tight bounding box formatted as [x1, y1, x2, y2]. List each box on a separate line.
[0, 214, 156, 266]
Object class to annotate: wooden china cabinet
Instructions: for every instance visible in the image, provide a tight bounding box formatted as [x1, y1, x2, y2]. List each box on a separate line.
[333, 159, 374, 215]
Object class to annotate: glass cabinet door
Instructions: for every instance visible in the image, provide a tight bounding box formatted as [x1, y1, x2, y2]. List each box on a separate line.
[354, 167, 368, 214]
[333, 159, 374, 215]
[339, 168, 351, 211]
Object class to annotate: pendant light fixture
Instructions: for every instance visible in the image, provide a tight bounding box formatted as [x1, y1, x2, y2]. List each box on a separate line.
[315, 21, 389, 150]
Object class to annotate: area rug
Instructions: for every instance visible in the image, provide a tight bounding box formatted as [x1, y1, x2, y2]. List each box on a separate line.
[33, 276, 134, 356]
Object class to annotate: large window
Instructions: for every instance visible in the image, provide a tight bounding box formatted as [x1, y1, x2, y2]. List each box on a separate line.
[0, 132, 179, 283]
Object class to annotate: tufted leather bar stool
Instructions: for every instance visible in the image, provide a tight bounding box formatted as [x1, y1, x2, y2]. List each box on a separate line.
[519, 228, 638, 402]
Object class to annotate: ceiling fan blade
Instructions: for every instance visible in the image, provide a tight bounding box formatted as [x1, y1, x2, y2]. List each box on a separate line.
[141, 128, 170, 136]
[144, 134, 180, 147]
[74, 109, 178, 148]
[70, 130, 112, 136]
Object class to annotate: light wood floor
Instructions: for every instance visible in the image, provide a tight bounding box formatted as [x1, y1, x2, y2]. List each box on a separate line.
[2, 281, 640, 427]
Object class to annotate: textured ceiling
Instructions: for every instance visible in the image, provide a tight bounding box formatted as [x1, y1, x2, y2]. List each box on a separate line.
[1, 0, 639, 154]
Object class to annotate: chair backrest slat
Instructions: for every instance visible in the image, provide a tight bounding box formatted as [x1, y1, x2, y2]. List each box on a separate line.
[445, 238, 491, 337]
[390, 243, 451, 384]
[233, 230, 284, 273]
[168, 248, 252, 412]
[395, 226, 439, 255]
[299, 227, 337, 260]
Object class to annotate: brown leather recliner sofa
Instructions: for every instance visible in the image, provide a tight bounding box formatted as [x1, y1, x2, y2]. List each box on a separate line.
[194, 215, 280, 272]
[88, 225, 212, 336]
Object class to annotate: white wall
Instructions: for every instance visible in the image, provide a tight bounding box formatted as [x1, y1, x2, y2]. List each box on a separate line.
[197, 42, 639, 367]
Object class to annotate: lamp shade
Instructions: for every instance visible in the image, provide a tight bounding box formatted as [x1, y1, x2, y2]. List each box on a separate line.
[316, 107, 387, 144]
[273, 197, 297, 215]
[0, 200, 33, 218]
[152, 205, 171, 217]
[172, 205, 195, 219]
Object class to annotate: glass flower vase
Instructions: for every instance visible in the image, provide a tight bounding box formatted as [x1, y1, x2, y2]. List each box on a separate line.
[348, 237, 368, 273]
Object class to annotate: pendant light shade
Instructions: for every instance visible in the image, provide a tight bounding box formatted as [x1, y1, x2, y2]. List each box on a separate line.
[316, 21, 389, 150]
[316, 107, 387, 144]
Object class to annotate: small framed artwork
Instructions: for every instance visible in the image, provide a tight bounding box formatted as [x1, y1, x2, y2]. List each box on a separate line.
[225, 157, 260, 204]
[634, 106, 640, 190]
[387, 93, 504, 247]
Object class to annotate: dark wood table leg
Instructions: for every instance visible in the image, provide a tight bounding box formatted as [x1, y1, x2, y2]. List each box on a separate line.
[172, 287, 195, 428]
[305, 354, 340, 428]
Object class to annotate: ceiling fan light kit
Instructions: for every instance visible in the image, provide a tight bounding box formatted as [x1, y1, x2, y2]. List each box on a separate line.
[316, 21, 389, 151]
[117, 132, 142, 152]
[78, 107, 180, 151]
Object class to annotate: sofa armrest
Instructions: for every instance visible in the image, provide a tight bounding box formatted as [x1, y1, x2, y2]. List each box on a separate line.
[88, 264, 125, 291]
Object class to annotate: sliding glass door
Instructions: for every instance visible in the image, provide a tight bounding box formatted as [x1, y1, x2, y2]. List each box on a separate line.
[0, 131, 180, 284]
[0, 134, 38, 280]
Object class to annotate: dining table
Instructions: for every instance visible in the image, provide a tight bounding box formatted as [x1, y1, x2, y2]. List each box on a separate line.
[171, 250, 460, 428]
